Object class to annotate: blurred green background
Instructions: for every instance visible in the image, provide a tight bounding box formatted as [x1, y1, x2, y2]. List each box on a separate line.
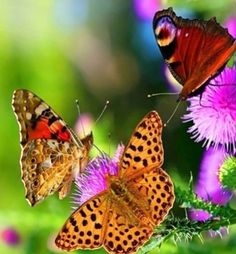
[0, 0, 236, 253]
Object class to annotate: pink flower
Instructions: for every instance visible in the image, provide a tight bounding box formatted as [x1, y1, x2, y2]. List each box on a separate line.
[73, 145, 124, 207]
[182, 67, 236, 153]
[189, 147, 232, 224]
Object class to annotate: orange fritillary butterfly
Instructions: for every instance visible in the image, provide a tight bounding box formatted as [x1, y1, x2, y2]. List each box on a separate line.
[12, 89, 93, 206]
[55, 111, 174, 254]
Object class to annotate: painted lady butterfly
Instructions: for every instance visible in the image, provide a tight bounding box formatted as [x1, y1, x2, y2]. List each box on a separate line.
[12, 89, 93, 206]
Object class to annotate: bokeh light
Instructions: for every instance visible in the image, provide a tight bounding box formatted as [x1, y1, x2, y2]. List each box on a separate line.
[1, 227, 21, 246]
[133, 0, 161, 21]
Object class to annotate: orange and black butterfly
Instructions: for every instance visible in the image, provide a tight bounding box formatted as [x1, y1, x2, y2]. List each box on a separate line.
[55, 111, 174, 254]
[153, 8, 236, 100]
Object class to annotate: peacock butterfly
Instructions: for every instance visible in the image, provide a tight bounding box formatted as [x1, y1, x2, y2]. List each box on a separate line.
[153, 8, 236, 101]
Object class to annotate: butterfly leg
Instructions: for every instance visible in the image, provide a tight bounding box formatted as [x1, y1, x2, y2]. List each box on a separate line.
[58, 172, 73, 199]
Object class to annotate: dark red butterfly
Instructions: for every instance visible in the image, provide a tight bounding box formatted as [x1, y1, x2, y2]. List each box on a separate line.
[153, 8, 236, 100]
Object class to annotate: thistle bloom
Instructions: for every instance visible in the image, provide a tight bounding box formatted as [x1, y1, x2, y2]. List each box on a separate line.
[189, 147, 232, 222]
[219, 156, 236, 190]
[74, 145, 124, 207]
[182, 67, 236, 153]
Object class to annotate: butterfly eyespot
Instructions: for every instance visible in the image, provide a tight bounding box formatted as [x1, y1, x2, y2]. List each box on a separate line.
[31, 158, 36, 163]
[31, 150, 38, 156]
[33, 180, 39, 187]
[30, 164, 37, 170]
[31, 172, 36, 177]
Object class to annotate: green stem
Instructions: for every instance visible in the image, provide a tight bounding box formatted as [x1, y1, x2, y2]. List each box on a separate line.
[139, 186, 236, 254]
[174, 186, 236, 218]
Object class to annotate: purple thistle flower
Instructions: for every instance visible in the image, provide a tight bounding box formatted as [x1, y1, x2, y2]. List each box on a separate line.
[189, 147, 232, 223]
[73, 145, 124, 207]
[182, 67, 236, 153]
[1, 227, 21, 246]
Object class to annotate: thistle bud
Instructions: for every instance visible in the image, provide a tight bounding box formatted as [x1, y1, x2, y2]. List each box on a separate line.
[219, 157, 236, 190]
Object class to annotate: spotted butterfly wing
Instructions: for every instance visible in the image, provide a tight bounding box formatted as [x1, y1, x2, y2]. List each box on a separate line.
[153, 8, 236, 100]
[117, 111, 174, 252]
[119, 111, 164, 180]
[56, 192, 110, 251]
[12, 89, 93, 206]
[55, 111, 174, 254]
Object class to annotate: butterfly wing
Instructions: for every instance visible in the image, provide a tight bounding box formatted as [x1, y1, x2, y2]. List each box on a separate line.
[21, 138, 84, 205]
[153, 8, 236, 100]
[12, 89, 93, 205]
[119, 111, 164, 180]
[12, 89, 82, 146]
[127, 167, 174, 227]
[103, 202, 153, 254]
[119, 111, 174, 228]
[55, 191, 110, 251]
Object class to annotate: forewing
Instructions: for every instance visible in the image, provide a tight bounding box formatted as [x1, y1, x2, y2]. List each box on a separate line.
[55, 192, 110, 251]
[119, 111, 163, 179]
[103, 203, 153, 254]
[21, 139, 83, 206]
[12, 89, 81, 146]
[127, 167, 174, 226]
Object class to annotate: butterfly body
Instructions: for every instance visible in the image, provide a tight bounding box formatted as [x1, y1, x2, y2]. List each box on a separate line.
[12, 89, 93, 206]
[108, 176, 151, 227]
[153, 8, 236, 100]
[55, 111, 174, 254]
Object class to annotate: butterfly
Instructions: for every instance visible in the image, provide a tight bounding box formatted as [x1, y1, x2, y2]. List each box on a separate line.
[55, 111, 175, 254]
[12, 89, 93, 206]
[153, 7, 236, 101]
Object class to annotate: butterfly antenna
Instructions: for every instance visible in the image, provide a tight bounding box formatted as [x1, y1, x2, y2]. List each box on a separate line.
[92, 143, 104, 155]
[94, 100, 110, 126]
[164, 100, 182, 127]
[147, 92, 179, 98]
[75, 99, 86, 138]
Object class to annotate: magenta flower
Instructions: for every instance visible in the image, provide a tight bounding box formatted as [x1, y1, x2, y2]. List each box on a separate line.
[73, 145, 124, 207]
[189, 147, 232, 222]
[182, 67, 236, 153]
[1, 227, 21, 246]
